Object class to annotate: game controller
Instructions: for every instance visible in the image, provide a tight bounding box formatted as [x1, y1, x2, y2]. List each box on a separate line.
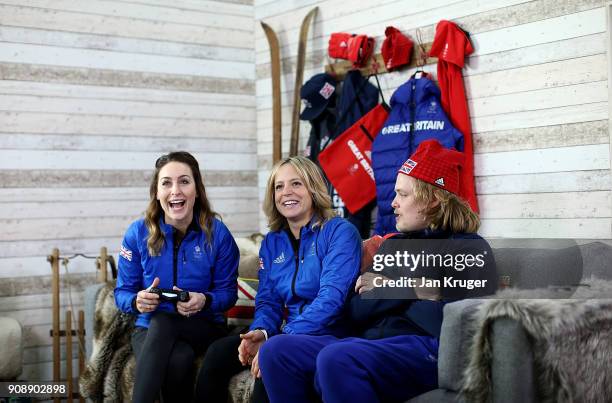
[149, 287, 190, 302]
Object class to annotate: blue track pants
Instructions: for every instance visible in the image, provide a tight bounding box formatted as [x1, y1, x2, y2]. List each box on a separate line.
[258, 334, 439, 403]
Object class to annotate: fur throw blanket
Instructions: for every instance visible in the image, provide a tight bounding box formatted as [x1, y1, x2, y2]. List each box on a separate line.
[76, 234, 263, 403]
[77, 282, 254, 403]
[462, 277, 612, 403]
[80, 283, 135, 403]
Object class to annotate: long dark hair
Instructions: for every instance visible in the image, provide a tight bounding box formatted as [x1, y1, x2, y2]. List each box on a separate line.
[144, 151, 217, 255]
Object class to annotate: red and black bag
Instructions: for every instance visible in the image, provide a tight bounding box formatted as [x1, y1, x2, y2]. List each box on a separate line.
[318, 76, 389, 214]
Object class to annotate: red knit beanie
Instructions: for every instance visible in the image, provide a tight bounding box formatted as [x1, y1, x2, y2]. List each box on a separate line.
[381, 26, 413, 71]
[398, 139, 464, 196]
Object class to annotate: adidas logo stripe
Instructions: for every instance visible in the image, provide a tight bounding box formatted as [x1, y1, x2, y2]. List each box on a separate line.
[273, 252, 286, 264]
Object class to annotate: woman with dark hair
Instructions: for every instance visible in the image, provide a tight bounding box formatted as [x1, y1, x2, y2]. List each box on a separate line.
[195, 156, 362, 403]
[114, 151, 239, 403]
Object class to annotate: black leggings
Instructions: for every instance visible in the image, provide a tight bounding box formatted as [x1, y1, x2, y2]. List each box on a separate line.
[131, 311, 227, 403]
[195, 334, 269, 403]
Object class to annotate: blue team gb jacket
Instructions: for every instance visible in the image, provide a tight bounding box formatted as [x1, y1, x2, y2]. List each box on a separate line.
[115, 216, 239, 328]
[250, 216, 361, 337]
[372, 76, 464, 235]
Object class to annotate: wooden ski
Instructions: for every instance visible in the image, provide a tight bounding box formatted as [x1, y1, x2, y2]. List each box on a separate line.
[289, 7, 318, 156]
[261, 21, 282, 164]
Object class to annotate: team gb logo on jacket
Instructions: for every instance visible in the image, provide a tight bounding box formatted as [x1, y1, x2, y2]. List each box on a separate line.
[193, 245, 202, 259]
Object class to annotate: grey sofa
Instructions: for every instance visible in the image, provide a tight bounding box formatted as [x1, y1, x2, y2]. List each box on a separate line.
[409, 240, 612, 403]
[82, 240, 612, 402]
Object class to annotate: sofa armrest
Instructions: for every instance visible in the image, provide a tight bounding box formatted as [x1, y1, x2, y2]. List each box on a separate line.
[438, 299, 484, 392]
[490, 318, 536, 403]
[84, 283, 106, 358]
[439, 300, 537, 402]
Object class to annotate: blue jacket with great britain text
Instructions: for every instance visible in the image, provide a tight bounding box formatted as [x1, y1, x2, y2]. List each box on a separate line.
[372, 76, 464, 235]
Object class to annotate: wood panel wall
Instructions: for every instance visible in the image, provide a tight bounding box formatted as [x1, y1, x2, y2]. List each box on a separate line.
[0, 0, 256, 381]
[2, 0, 611, 383]
[254, 0, 612, 239]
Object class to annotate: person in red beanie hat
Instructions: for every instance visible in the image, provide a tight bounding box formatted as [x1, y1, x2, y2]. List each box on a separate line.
[381, 26, 413, 71]
[395, 139, 477, 233]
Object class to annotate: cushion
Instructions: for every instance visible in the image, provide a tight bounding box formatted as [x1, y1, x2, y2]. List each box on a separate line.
[226, 235, 263, 331]
[491, 243, 583, 289]
[579, 242, 612, 279]
[361, 235, 385, 273]
[226, 277, 259, 330]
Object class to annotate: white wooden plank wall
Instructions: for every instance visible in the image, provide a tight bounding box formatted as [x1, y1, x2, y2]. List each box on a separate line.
[254, 0, 612, 238]
[0, 0, 256, 381]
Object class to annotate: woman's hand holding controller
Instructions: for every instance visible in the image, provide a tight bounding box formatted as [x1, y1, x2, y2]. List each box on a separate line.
[136, 277, 161, 313]
[174, 286, 205, 317]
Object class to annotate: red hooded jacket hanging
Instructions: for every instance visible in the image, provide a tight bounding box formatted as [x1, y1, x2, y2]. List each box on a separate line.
[429, 20, 479, 213]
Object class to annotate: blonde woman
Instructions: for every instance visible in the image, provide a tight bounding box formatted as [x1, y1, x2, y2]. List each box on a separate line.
[258, 140, 497, 403]
[196, 156, 362, 403]
[115, 151, 239, 403]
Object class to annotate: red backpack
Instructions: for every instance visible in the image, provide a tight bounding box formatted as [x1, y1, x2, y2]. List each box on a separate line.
[318, 100, 389, 214]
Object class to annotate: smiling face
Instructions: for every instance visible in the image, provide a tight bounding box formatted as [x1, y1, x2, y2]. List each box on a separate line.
[156, 161, 197, 232]
[391, 174, 430, 232]
[273, 163, 314, 229]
